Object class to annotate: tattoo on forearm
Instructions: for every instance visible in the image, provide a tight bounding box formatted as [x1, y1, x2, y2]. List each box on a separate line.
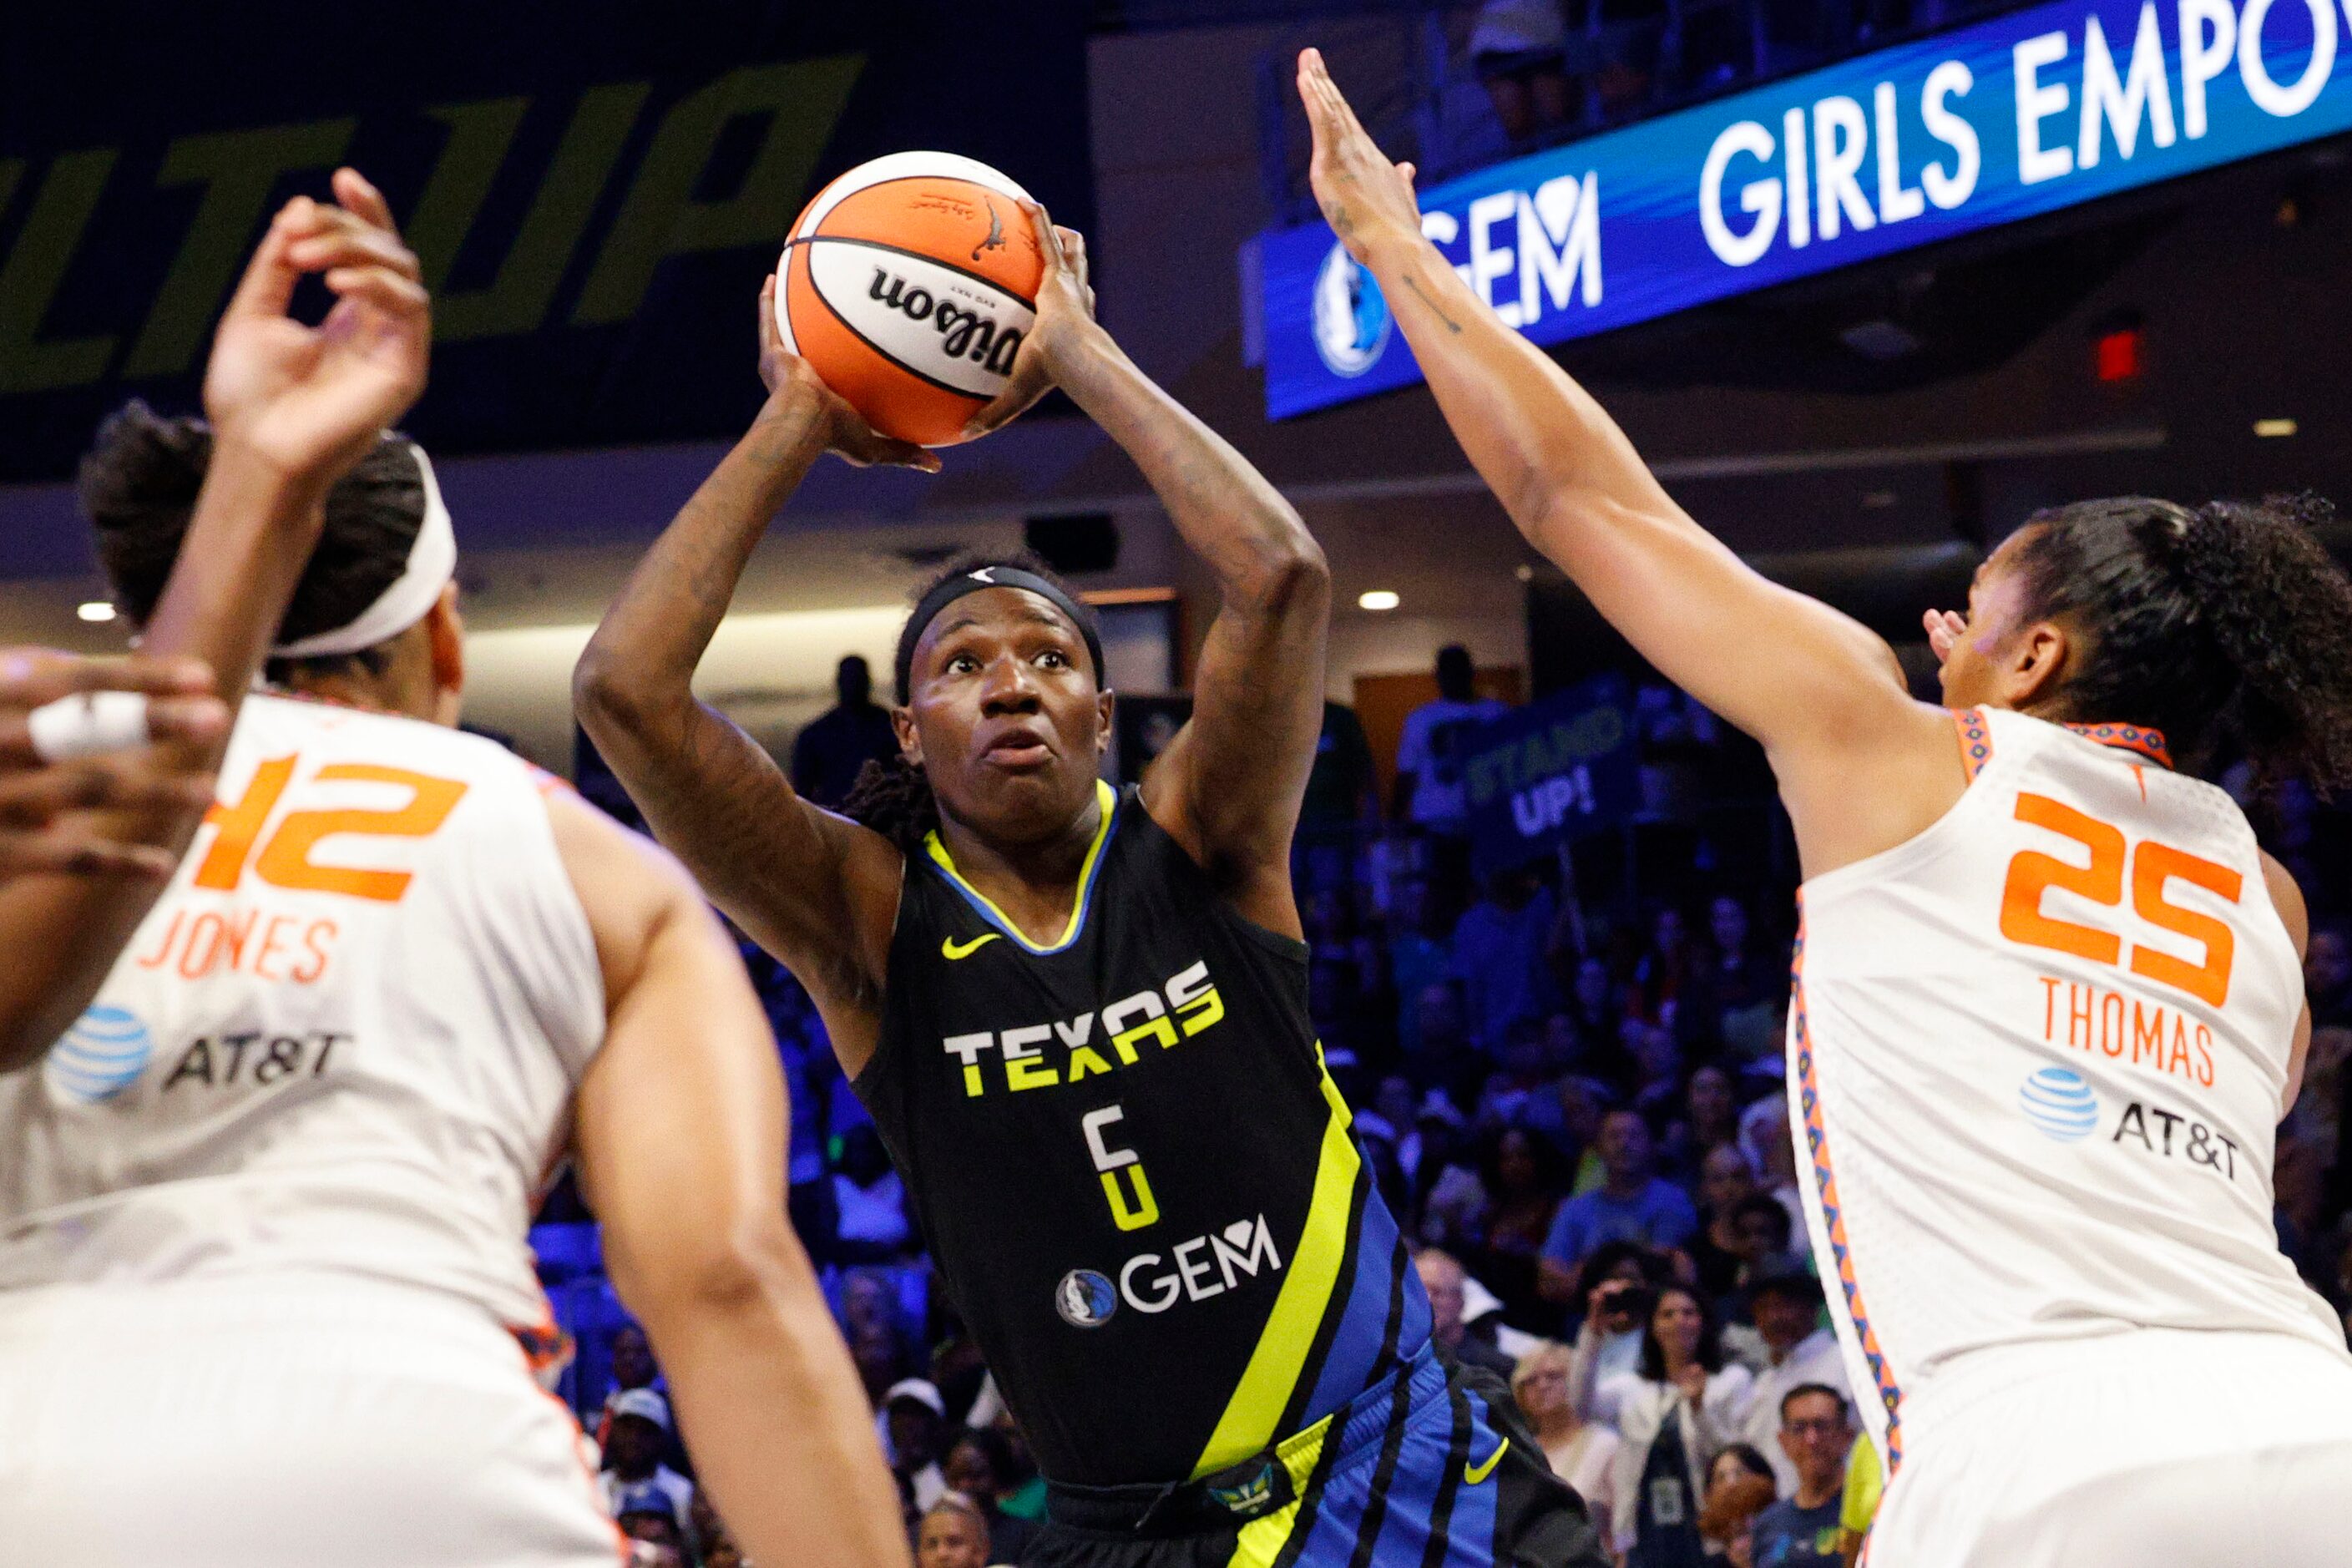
[1401, 271, 1462, 334]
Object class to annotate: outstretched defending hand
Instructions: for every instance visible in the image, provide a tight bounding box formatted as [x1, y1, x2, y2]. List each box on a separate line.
[1923, 609, 1968, 667]
[0, 650, 227, 879]
[1297, 48, 1423, 265]
[959, 199, 1101, 441]
[755, 274, 941, 472]
[204, 168, 430, 487]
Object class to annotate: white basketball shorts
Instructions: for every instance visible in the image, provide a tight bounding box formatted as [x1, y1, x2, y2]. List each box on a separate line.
[1863, 1327, 2352, 1568]
[0, 1273, 626, 1567]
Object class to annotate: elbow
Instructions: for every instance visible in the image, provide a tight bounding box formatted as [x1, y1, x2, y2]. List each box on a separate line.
[1242, 534, 1330, 616]
[572, 642, 666, 751]
[612, 1208, 808, 1326]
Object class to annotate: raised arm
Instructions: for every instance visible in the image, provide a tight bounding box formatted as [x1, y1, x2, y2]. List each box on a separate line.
[0, 170, 428, 1069]
[554, 791, 908, 1568]
[573, 278, 933, 1065]
[970, 205, 1330, 934]
[1295, 55, 1953, 871]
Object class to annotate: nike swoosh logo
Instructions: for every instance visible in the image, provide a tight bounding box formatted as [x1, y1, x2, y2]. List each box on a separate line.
[1464, 1438, 1509, 1487]
[942, 933, 1001, 961]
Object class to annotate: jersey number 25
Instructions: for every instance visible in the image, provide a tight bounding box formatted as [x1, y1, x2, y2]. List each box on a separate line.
[1998, 792, 2242, 1008]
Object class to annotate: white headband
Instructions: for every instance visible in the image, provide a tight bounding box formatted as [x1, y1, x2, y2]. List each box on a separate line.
[272, 444, 457, 659]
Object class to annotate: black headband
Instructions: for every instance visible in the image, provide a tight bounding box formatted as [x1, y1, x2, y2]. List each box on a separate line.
[897, 565, 1106, 700]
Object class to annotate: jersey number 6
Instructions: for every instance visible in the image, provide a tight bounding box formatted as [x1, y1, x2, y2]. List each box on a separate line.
[1998, 792, 2243, 1008]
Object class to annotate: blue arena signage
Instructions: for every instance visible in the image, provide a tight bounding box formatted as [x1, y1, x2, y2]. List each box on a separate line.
[1261, 0, 2352, 417]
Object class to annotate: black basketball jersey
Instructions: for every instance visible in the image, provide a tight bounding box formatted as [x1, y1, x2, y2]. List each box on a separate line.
[855, 782, 1430, 1487]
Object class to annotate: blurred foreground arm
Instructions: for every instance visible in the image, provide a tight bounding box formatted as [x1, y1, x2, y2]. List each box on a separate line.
[0, 169, 428, 1070]
[0, 650, 228, 879]
[559, 791, 908, 1568]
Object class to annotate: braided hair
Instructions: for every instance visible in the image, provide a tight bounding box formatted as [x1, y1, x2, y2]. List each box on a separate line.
[837, 549, 1102, 853]
[78, 399, 427, 685]
[2010, 493, 2352, 787]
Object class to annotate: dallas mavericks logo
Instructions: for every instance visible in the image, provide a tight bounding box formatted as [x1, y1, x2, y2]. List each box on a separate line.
[1055, 1268, 1118, 1328]
[1312, 242, 1390, 378]
[44, 1006, 154, 1105]
[2019, 1067, 2101, 1143]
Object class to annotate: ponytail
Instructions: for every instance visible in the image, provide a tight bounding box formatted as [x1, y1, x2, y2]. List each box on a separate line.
[840, 754, 940, 854]
[2177, 495, 2352, 792]
[2015, 493, 2352, 788]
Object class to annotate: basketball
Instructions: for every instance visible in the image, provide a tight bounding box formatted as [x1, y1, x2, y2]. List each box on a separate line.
[776, 152, 1046, 448]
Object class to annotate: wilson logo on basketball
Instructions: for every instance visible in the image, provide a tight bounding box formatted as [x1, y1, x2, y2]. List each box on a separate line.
[866, 269, 1024, 376]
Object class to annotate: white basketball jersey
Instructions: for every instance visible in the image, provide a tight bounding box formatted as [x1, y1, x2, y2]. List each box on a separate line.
[1791, 707, 2347, 1470]
[0, 694, 604, 1330]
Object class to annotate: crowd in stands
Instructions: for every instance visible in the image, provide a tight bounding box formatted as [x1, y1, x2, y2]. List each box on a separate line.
[543, 643, 2352, 1566]
[1464, 0, 1987, 144]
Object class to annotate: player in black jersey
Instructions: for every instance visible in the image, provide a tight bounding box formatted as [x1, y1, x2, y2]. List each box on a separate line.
[577, 200, 1603, 1568]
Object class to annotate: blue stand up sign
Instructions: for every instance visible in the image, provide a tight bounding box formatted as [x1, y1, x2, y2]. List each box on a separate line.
[1462, 676, 1641, 878]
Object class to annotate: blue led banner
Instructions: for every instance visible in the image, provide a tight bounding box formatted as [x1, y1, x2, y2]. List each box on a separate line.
[1262, 0, 2352, 417]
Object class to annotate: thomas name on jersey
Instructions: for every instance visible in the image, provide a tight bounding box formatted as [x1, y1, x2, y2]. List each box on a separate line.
[939, 958, 1226, 1098]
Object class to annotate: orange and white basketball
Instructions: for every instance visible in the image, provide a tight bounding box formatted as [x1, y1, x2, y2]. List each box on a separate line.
[776, 152, 1045, 448]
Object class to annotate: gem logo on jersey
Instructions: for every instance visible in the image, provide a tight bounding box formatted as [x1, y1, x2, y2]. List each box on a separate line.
[43, 1006, 154, 1105]
[1055, 1269, 1119, 1328]
[2018, 1066, 2100, 1142]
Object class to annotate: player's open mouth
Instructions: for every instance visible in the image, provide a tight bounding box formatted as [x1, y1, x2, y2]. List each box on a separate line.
[982, 731, 1054, 768]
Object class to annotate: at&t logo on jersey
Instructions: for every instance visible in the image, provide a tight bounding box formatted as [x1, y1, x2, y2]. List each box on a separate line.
[43, 1006, 154, 1105]
[1055, 1269, 1119, 1328]
[2018, 1066, 2100, 1141]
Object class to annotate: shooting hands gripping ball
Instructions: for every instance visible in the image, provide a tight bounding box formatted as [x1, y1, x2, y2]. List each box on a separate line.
[777, 152, 1045, 448]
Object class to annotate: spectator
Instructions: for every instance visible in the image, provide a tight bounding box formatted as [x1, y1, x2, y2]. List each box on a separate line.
[1540, 1110, 1701, 1296]
[1388, 878, 1457, 1060]
[1697, 1446, 1779, 1564]
[2309, 921, 2352, 1028]
[1563, 1242, 1662, 1424]
[1512, 1340, 1621, 1525]
[1451, 867, 1562, 1057]
[1610, 1285, 1756, 1565]
[791, 655, 898, 809]
[1417, 1246, 1520, 1378]
[1471, 0, 1573, 141]
[1682, 1068, 1742, 1166]
[1300, 700, 1380, 835]
[599, 1389, 695, 1539]
[1474, 1125, 1569, 1323]
[1631, 906, 1694, 1025]
[1567, 954, 1624, 1045]
[1687, 1143, 1762, 1305]
[1393, 645, 1507, 835]
[613, 1488, 688, 1555]
[1736, 1272, 1851, 1497]
[883, 1378, 951, 1514]
[852, 1318, 912, 1407]
[1748, 1386, 1853, 1568]
[1404, 982, 1474, 1092]
[1724, 1192, 1803, 1302]
[943, 1428, 1039, 1565]
[690, 1491, 746, 1568]
[984, 1403, 1049, 1522]
[915, 1494, 995, 1568]
[831, 1125, 914, 1262]
[1738, 1095, 1809, 1242]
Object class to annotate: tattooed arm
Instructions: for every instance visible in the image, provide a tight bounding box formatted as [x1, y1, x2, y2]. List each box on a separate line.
[1296, 51, 1952, 881]
[572, 276, 933, 1072]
